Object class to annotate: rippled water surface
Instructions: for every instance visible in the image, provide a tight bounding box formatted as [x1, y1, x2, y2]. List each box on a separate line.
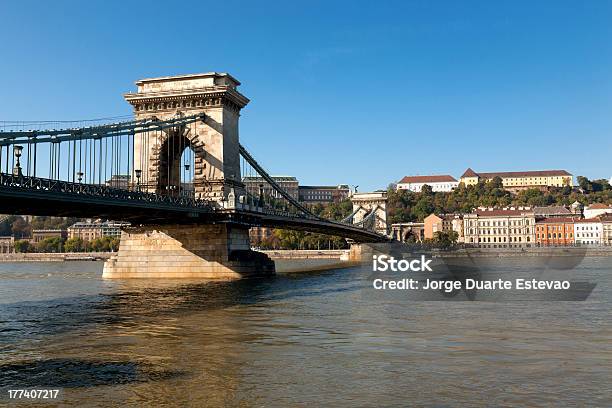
[0, 258, 611, 407]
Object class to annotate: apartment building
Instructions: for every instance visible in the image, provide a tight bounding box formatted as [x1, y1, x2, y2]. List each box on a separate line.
[574, 218, 603, 245]
[423, 213, 463, 241]
[535, 217, 577, 246]
[68, 220, 129, 241]
[463, 207, 536, 247]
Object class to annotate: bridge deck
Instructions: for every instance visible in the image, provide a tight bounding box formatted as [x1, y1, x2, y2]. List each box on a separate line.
[0, 174, 387, 243]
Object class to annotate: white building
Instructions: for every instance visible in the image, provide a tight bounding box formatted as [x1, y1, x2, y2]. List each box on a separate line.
[396, 175, 459, 193]
[583, 203, 612, 219]
[574, 218, 603, 245]
[602, 215, 612, 246]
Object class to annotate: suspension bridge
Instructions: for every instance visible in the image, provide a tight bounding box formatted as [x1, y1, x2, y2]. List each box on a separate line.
[0, 72, 388, 278]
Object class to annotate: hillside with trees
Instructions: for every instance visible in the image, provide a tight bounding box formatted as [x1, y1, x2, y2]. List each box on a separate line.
[388, 176, 612, 224]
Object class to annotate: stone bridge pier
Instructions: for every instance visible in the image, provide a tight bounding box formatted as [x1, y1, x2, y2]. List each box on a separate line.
[103, 224, 274, 279]
[103, 72, 274, 279]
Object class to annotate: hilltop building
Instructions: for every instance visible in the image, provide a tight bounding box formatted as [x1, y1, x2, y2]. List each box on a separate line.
[396, 175, 459, 192]
[459, 168, 573, 192]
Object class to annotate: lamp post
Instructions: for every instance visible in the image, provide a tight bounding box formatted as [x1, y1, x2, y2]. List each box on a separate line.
[13, 145, 23, 176]
[135, 169, 142, 192]
[259, 183, 264, 207]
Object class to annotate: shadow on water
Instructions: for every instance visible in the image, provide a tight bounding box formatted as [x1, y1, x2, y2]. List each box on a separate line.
[0, 358, 185, 388]
[0, 266, 360, 344]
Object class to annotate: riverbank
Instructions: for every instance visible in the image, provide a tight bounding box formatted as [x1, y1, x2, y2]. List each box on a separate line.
[434, 246, 612, 258]
[0, 252, 112, 262]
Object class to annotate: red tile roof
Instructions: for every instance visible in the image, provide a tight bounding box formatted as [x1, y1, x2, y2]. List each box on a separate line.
[473, 208, 534, 216]
[461, 168, 479, 178]
[398, 175, 457, 184]
[536, 217, 579, 224]
[587, 203, 612, 209]
[461, 169, 571, 179]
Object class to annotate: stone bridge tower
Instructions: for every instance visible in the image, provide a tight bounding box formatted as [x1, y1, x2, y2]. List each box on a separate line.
[103, 73, 274, 280]
[351, 191, 388, 236]
[124, 72, 248, 201]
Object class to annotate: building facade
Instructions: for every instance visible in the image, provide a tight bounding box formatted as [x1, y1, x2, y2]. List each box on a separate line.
[459, 168, 573, 192]
[68, 221, 129, 241]
[298, 185, 350, 204]
[535, 217, 577, 246]
[463, 207, 536, 247]
[574, 218, 603, 245]
[0, 236, 15, 254]
[601, 215, 612, 246]
[31, 229, 67, 243]
[242, 176, 299, 201]
[397, 175, 459, 192]
[423, 213, 463, 241]
[390, 222, 425, 242]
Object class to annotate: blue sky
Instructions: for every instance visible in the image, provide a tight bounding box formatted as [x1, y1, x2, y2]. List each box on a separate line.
[1, 0, 611, 191]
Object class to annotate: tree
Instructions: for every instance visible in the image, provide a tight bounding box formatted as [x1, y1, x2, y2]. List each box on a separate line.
[65, 237, 86, 252]
[11, 217, 31, 239]
[36, 237, 64, 253]
[433, 231, 459, 249]
[14, 240, 30, 253]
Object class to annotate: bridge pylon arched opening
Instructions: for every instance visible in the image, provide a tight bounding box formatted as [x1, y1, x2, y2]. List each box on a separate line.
[154, 127, 201, 198]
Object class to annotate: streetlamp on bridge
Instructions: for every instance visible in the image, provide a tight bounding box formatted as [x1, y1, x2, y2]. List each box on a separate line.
[135, 169, 142, 192]
[12, 145, 23, 176]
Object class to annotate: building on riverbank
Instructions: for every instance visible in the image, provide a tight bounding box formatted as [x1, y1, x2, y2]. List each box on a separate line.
[0, 236, 15, 253]
[602, 215, 612, 246]
[535, 217, 578, 246]
[390, 222, 425, 242]
[31, 229, 67, 244]
[463, 207, 536, 248]
[68, 220, 129, 242]
[423, 213, 464, 241]
[574, 218, 603, 245]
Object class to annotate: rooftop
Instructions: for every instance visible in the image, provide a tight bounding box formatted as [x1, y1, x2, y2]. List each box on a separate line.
[586, 203, 612, 209]
[399, 175, 457, 184]
[535, 217, 580, 224]
[472, 207, 533, 216]
[534, 206, 572, 215]
[461, 169, 572, 179]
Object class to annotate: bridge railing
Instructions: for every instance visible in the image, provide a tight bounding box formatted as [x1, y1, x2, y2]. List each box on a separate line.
[0, 172, 215, 210]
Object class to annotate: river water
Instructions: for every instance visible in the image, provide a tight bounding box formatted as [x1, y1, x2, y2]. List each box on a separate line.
[0, 258, 610, 407]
